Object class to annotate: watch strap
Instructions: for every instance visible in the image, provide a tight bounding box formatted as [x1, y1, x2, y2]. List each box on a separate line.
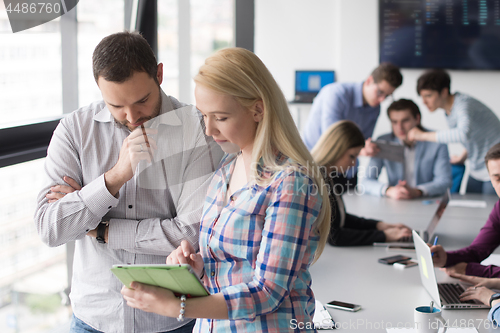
[489, 293, 500, 307]
[96, 222, 108, 244]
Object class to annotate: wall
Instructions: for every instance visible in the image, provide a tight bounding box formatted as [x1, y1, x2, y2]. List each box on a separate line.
[255, 0, 500, 158]
[255, 0, 337, 102]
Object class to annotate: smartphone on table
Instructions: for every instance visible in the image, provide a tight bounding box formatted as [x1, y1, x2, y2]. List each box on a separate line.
[378, 255, 411, 265]
[386, 244, 415, 251]
[325, 300, 361, 312]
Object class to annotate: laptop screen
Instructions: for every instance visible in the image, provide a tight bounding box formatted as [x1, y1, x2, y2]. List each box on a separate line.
[425, 189, 450, 239]
[295, 70, 335, 93]
[413, 230, 442, 308]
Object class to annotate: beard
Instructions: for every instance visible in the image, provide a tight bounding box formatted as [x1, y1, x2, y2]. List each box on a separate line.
[120, 88, 162, 131]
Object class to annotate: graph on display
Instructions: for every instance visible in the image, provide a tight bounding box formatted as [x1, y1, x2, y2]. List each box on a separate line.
[379, 0, 500, 69]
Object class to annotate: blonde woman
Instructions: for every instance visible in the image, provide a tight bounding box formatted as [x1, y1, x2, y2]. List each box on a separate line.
[121, 47, 331, 332]
[312, 120, 411, 246]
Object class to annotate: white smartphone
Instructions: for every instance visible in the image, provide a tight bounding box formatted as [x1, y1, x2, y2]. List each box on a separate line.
[325, 300, 361, 312]
[393, 259, 418, 269]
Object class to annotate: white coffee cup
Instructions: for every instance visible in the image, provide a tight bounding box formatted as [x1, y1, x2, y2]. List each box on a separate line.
[414, 306, 448, 333]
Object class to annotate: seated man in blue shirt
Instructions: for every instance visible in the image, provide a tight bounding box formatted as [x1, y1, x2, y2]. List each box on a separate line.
[361, 99, 452, 199]
[302, 63, 403, 190]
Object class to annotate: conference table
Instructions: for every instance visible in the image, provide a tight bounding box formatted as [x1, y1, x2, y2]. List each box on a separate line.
[310, 193, 500, 332]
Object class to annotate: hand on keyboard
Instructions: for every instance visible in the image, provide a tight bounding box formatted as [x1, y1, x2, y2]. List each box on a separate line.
[459, 285, 495, 306]
[384, 227, 412, 242]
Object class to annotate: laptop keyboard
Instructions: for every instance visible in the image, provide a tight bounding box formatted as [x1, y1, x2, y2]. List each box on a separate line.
[438, 283, 478, 304]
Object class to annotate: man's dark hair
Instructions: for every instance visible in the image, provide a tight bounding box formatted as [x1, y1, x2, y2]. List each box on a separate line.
[92, 31, 158, 84]
[485, 143, 500, 169]
[387, 99, 425, 131]
[417, 69, 451, 95]
[371, 62, 403, 89]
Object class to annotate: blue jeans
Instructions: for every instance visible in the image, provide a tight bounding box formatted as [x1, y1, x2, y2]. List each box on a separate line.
[466, 176, 496, 195]
[70, 314, 196, 333]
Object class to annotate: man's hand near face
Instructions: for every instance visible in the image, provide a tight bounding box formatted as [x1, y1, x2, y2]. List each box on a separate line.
[104, 127, 158, 196]
[45, 126, 160, 244]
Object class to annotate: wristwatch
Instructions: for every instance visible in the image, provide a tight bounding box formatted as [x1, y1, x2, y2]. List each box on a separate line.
[489, 293, 500, 307]
[96, 222, 108, 244]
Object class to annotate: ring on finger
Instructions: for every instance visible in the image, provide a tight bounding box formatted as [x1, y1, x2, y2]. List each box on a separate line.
[140, 144, 144, 152]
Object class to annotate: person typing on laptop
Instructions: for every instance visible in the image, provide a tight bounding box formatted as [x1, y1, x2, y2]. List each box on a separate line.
[431, 143, 500, 278]
[446, 274, 500, 324]
[361, 99, 452, 199]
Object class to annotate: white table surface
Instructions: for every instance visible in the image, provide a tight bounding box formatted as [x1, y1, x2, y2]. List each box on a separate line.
[310, 193, 500, 332]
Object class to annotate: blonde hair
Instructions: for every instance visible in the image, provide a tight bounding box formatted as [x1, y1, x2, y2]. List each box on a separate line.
[194, 47, 331, 263]
[311, 121, 365, 167]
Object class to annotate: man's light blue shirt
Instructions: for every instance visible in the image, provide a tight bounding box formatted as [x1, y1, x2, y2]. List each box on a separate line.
[302, 81, 380, 150]
[489, 302, 500, 326]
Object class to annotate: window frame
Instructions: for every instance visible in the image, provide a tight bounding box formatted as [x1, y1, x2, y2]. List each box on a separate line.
[0, 0, 254, 169]
[0, 0, 253, 300]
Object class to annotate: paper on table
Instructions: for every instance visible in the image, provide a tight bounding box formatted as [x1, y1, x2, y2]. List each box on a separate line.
[449, 200, 487, 208]
[387, 327, 478, 332]
[373, 140, 405, 163]
[313, 300, 336, 330]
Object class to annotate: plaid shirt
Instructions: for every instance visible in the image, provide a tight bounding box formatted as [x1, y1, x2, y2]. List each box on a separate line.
[194, 154, 323, 332]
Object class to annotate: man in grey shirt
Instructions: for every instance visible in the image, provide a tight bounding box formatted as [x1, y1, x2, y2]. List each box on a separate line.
[34, 32, 223, 333]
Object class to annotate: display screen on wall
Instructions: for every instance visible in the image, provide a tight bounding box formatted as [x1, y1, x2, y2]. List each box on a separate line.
[379, 0, 500, 70]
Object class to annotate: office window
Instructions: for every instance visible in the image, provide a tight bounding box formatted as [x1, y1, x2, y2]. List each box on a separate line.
[0, 158, 69, 333]
[191, 0, 234, 76]
[158, 0, 234, 103]
[0, 1, 241, 331]
[0, 2, 124, 332]
[158, 0, 179, 98]
[77, 0, 124, 107]
[0, 2, 62, 129]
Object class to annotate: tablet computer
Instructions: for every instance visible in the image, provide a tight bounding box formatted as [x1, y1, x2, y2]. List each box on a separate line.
[111, 264, 209, 297]
[372, 140, 404, 163]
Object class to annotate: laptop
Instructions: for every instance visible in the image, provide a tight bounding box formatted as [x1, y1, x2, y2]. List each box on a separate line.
[374, 188, 451, 247]
[293, 70, 335, 103]
[413, 230, 489, 309]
